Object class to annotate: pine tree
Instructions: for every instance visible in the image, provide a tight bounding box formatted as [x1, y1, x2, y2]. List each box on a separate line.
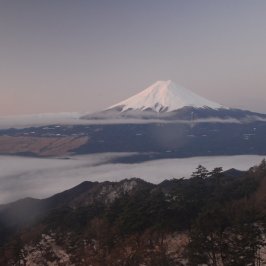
[191, 165, 209, 180]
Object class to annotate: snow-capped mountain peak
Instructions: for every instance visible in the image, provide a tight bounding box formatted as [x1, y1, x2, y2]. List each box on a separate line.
[108, 80, 225, 112]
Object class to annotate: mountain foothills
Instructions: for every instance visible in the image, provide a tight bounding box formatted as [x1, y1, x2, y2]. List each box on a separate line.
[0, 80, 266, 158]
[1, 161, 266, 265]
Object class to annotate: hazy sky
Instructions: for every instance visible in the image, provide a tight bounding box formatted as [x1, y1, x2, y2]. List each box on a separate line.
[1, 0, 266, 115]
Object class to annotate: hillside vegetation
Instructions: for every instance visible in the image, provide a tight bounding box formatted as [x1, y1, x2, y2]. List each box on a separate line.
[1, 161, 266, 265]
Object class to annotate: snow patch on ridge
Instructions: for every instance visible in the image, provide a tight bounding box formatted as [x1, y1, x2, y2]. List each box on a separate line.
[108, 80, 226, 112]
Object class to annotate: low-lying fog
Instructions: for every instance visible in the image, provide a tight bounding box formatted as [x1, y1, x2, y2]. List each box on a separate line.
[0, 153, 264, 204]
[0, 113, 244, 129]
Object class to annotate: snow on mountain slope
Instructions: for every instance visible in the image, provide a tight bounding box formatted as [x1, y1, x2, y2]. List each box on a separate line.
[108, 80, 226, 112]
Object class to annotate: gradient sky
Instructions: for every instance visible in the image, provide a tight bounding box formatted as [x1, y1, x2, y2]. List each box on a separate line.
[0, 0, 266, 115]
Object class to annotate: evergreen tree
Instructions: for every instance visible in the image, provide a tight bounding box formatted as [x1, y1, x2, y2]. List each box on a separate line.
[191, 165, 209, 180]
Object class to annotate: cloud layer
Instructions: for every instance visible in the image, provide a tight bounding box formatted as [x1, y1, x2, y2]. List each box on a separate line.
[0, 153, 264, 204]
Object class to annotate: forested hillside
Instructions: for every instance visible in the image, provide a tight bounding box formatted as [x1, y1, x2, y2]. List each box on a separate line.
[1, 161, 266, 265]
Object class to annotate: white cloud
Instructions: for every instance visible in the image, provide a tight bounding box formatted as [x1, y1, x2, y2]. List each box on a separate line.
[0, 153, 264, 204]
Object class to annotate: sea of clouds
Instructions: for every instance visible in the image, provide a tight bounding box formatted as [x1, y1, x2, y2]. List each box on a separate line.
[0, 153, 264, 204]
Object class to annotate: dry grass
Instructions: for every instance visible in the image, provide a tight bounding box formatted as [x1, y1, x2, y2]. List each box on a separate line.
[0, 136, 89, 156]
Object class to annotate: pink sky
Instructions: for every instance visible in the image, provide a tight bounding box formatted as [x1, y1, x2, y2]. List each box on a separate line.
[0, 0, 266, 115]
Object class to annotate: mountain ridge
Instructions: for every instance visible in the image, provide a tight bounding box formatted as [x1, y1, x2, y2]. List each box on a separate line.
[1, 162, 266, 265]
[82, 80, 266, 122]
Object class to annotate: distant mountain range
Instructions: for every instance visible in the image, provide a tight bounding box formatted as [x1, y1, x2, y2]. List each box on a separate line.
[82, 80, 266, 122]
[0, 80, 266, 158]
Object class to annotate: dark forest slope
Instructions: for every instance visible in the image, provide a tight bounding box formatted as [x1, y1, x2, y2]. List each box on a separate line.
[1, 161, 266, 265]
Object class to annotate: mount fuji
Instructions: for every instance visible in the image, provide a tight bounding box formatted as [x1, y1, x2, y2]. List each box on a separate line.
[1, 80, 266, 159]
[82, 80, 266, 122]
[108, 80, 225, 112]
